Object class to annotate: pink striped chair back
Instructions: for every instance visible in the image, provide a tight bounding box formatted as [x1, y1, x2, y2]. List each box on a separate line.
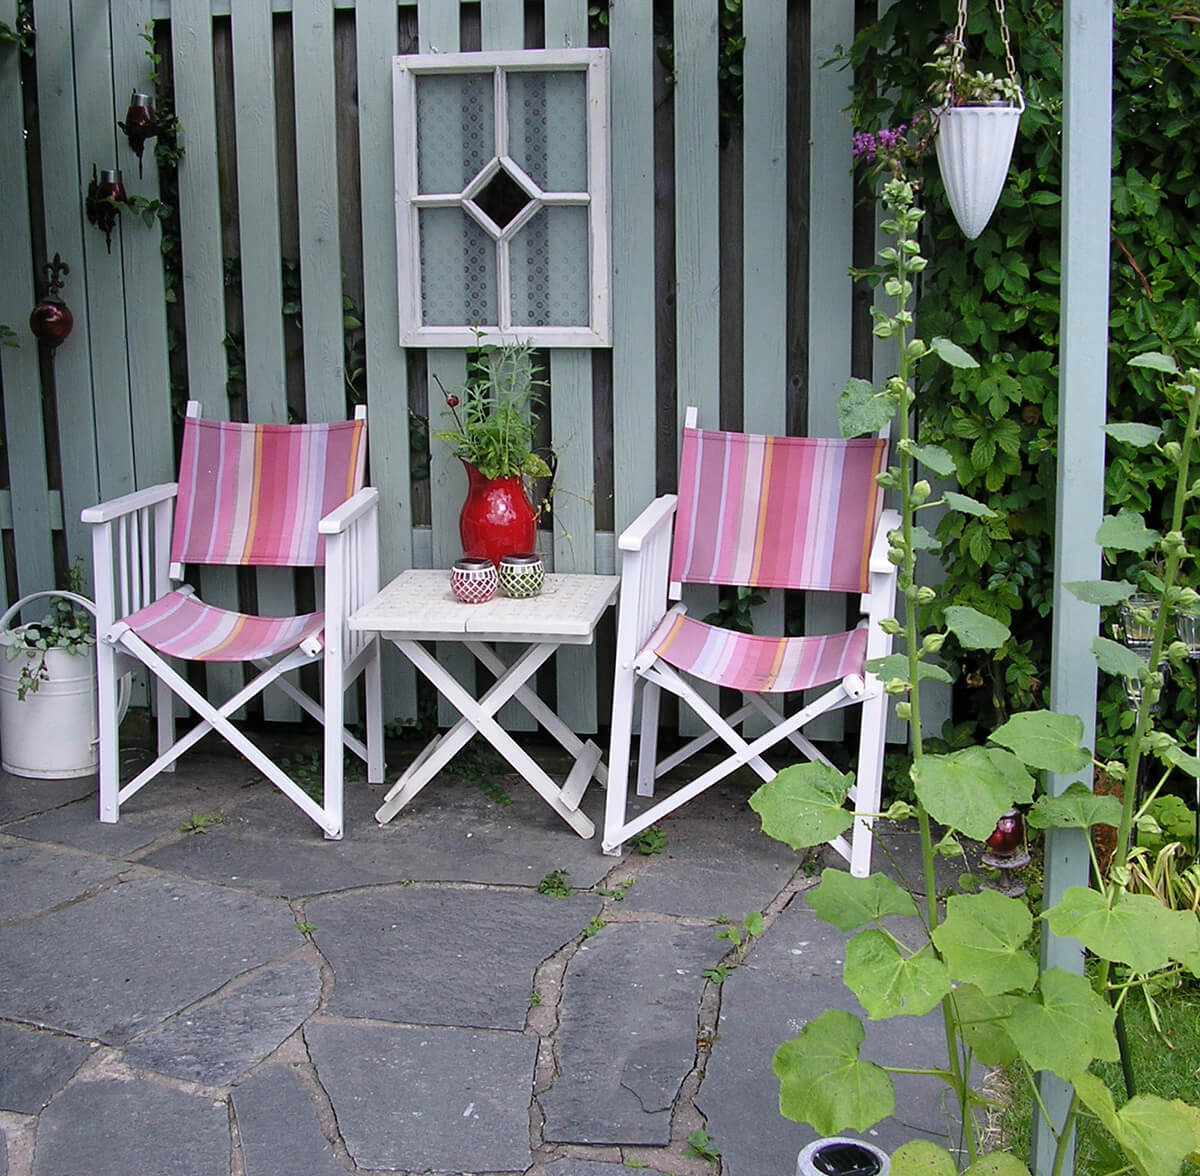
[170, 414, 367, 568]
[669, 427, 887, 594]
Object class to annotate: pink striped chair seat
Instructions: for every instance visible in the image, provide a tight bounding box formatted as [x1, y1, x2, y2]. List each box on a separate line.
[647, 612, 868, 695]
[670, 428, 887, 593]
[123, 590, 325, 662]
[170, 416, 366, 568]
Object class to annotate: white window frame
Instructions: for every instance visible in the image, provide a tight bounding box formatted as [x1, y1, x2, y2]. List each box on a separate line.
[394, 48, 611, 349]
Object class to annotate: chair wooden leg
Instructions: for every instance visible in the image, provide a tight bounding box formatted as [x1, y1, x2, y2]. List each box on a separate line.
[603, 665, 638, 854]
[849, 686, 888, 877]
[636, 680, 660, 797]
[155, 667, 175, 771]
[322, 656, 345, 841]
[97, 639, 121, 823]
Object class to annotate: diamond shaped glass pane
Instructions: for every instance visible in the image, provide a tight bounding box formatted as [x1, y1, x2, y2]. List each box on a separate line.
[507, 71, 587, 191]
[473, 167, 532, 230]
[415, 72, 495, 193]
[419, 208, 497, 326]
[510, 206, 588, 327]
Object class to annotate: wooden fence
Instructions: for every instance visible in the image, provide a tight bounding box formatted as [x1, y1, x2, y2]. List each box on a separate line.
[0, 0, 895, 738]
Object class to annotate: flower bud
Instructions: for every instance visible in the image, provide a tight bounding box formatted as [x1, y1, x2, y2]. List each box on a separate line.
[880, 617, 902, 635]
[895, 701, 912, 720]
[921, 632, 946, 652]
[1163, 441, 1182, 462]
[885, 677, 909, 695]
[912, 480, 931, 504]
[916, 586, 937, 605]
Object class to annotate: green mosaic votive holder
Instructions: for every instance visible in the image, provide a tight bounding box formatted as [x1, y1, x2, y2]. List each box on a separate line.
[498, 552, 544, 598]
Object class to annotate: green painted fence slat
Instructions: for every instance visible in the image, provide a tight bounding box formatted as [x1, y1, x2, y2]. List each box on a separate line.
[357, 0, 417, 724]
[292, 0, 344, 425]
[232, 0, 300, 722]
[34, 2, 100, 583]
[0, 2, 53, 598]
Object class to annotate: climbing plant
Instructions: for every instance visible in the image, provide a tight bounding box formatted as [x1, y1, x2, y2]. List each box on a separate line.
[848, 0, 1200, 760]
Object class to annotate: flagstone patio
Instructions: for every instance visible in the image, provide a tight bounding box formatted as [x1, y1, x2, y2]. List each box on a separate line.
[0, 738, 975, 1175]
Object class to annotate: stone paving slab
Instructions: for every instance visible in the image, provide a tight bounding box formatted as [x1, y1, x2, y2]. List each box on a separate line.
[0, 839, 119, 922]
[700, 897, 960, 1176]
[0, 874, 300, 1043]
[232, 1065, 346, 1176]
[308, 886, 602, 1029]
[0, 774, 94, 825]
[542, 921, 729, 1146]
[32, 1078, 229, 1176]
[306, 1018, 537, 1173]
[0, 1024, 93, 1114]
[143, 774, 614, 895]
[124, 957, 321, 1086]
[544, 1163, 651, 1175]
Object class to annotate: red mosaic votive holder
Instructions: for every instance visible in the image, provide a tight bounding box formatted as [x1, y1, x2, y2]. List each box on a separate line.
[450, 557, 498, 604]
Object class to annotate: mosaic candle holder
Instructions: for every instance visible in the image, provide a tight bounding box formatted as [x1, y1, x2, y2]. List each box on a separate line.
[450, 556, 498, 604]
[498, 552, 544, 599]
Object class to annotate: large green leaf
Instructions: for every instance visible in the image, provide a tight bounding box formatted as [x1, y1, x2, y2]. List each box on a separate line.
[1096, 508, 1160, 554]
[944, 605, 1010, 651]
[930, 335, 980, 369]
[1129, 350, 1179, 373]
[964, 1156, 1034, 1176]
[930, 890, 1037, 995]
[1005, 968, 1118, 1079]
[1072, 1073, 1198, 1176]
[911, 747, 1034, 841]
[1093, 635, 1152, 679]
[943, 490, 998, 518]
[1161, 740, 1200, 780]
[1102, 422, 1163, 447]
[1026, 783, 1123, 831]
[840, 376, 894, 438]
[807, 868, 918, 931]
[950, 985, 1019, 1066]
[988, 711, 1091, 774]
[1064, 579, 1137, 606]
[889, 1140, 957, 1174]
[909, 443, 957, 477]
[1042, 887, 1196, 974]
[749, 763, 853, 849]
[772, 1008, 894, 1135]
[868, 653, 954, 684]
[844, 929, 951, 1020]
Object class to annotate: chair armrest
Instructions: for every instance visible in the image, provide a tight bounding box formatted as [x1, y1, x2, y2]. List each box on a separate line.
[319, 487, 379, 534]
[618, 495, 678, 552]
[81, 482, 178, 525]
[869, 508, 901, 575]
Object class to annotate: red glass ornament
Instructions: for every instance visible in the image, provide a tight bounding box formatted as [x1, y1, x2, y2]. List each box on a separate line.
[29, 299, 73, 348]
[458, 462, 537, 566]
[986, 810, 1024, 854]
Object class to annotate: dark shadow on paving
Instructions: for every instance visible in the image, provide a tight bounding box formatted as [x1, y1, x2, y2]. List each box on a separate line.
[0, 774, 95, 825]
[308, 886, 601, 1028]
[0, 839, 121, 922]
[0, 875, 299, 1043]
[306, 1019, 536, 1172]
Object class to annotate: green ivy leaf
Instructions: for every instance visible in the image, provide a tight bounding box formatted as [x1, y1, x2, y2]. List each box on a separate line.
[930, 336, 980, 369]
[807, 868, 918, 932]
[844, 930, 951, 1020]
[930, 890, 1037, 995]
[909, 443, 957, 477]
[749, 763, 852, 850]
[889, 1140, 957, 1175]
[988, 711, 1091, 774]
[944, 605, 1011, 651]
[1092, 635, 1151, 679]
[1064, 579, 1137, 606]
[839, 376, 893, 438]
[1096, 508, 1160, 554]
[1102, 422, 1162, 447]
[943, 491, 998, 518]
[1128, 351, 1179, 373]
[1072, 1073, 1198, 1176]
[1026, 783, 1123, 831]
[772, 1008, 894, 1135]
[1005, 968, 1118, 1080]
[950, 985, 1019, 1066]
[911, 747, 1034, 841]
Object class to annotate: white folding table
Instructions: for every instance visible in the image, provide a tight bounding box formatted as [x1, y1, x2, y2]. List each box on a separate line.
[349, 569, 619, 837]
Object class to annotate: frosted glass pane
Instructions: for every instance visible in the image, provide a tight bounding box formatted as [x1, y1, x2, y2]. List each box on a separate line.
[510, 206, 588, 327]
[415, 72, 495, 193]
[507, 71, 586, 191]
[419, 208, 497, 326]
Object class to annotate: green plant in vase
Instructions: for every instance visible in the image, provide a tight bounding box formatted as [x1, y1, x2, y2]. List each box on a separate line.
[748, 149, 1200, 1173]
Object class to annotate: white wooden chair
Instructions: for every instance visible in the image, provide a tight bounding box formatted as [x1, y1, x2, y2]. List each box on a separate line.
[82, 401, 384, 839]
[603, 408, 899, 876]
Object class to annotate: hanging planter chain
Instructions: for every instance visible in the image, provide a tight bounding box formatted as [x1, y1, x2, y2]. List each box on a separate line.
[948, 0, 1022, 107]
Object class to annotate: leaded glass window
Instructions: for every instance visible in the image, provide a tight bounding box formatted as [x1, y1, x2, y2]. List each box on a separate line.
[394, 49, 611, 348]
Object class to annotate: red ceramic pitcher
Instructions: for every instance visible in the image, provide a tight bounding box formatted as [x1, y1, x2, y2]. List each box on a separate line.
[459, 461, 537, 566]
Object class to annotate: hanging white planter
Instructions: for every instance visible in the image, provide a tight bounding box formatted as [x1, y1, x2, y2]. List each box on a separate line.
[935, 95, 1024, 240]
